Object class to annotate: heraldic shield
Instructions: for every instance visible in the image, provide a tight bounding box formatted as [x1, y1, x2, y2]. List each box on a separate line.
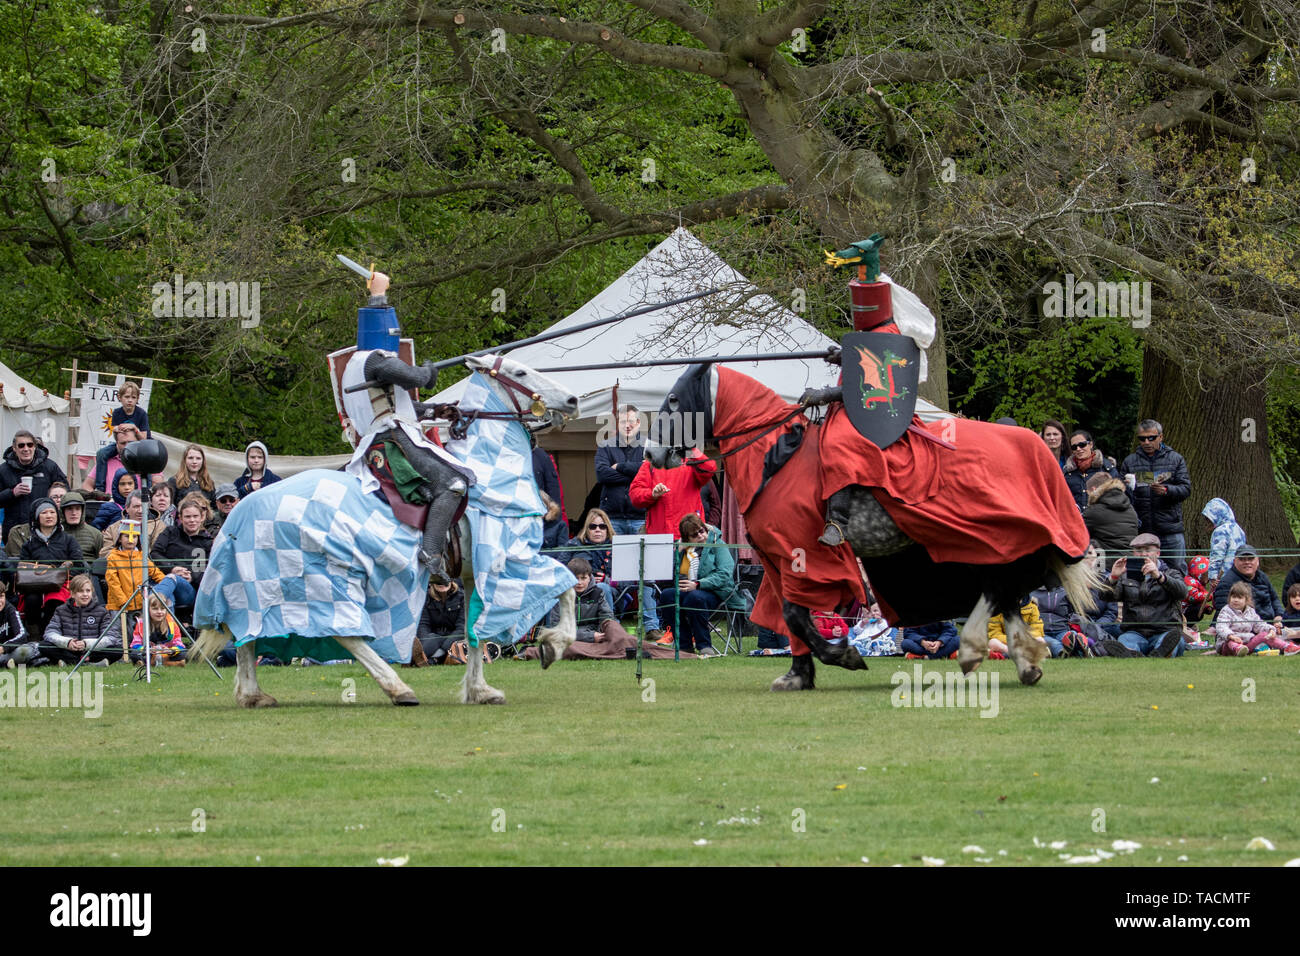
[840, 331, 920, 449]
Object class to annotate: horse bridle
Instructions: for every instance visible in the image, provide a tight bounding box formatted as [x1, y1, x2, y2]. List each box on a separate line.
[448, 356, 550, 440]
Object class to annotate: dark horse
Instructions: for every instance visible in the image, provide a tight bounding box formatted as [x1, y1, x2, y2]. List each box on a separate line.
[651, 363, 1097, 691]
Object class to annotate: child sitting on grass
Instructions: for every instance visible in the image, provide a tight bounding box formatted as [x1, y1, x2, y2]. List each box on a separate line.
[848, 600, 900, 657]
[900, 619, 960, 659]
[1280, 583, 1300, 643]
[1214, 581, 1300, 656]
[130, 594, 186, 664]
[986, 599, 1047, 660]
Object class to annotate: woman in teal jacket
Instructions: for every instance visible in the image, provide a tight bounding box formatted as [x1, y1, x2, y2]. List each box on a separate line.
[659, 513, 747, 656]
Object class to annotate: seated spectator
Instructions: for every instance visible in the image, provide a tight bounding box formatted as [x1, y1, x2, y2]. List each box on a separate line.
[82, 423, 140, 496]
[234, 441, 282, 499]
[1062, 430, 1120, 511]
[99, 492, 159, 558]
[105, 520, 164, 617]
[150, 494, 214, 610]
[169, 444, 218, 512]
[43, 573, 117, 664]
[1281, 584, 1300, 643]
[149, 482, 176, 529]
[986, 601, 1046, 658]
[1, 430, 69, 544]
[594, 405, 647, 535]
[554, 508, 616, 612]
[1201, 498, 1246, 588]
[848, 600, 900, 657]
[657, 513, 745, 657]
[17, 498, 84, 637]
[0, 583, 33, 668]
[1214, 581, 1298, 656]
[1283, 560, 1300, 602]
[208, 483, 238, 534]
[1039, 419, 1068, 469]
[91, 471, 138, 530]
[58, 491, 103, 560]
[1181, 555, 1214, 624]
[1212, 545, 1284, 626]
[417, 579, 466, 664]
[1029, 583, 1096, 658]
[1097, 533, 1187, 657]
[900, 619, 960, 659]
[1082, 472, 1139, 558]
[5, 480, 66, 555]
[111, 381, 150, 437]
[129, 593, 186, 664]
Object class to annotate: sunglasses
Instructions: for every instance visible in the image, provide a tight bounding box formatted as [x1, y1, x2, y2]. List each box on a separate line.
[588, 523, 607, 530]
[14, 442, 34, 449]
[1137, 435, 1159, 442]
[1070, 441, 1090, 450]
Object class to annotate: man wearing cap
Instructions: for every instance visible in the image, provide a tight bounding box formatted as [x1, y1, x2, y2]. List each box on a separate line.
[1097, 532, 1189, 657]
[209, 483, 239, 534]
[1212, 545, 1284, 625]
[59, 491, 104, 558]
[1120, 419, 1191, 573]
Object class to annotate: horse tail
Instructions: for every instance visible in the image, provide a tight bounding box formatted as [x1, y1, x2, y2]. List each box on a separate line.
[188, 625, 231, 663]
[1050, 551, 1100, 616]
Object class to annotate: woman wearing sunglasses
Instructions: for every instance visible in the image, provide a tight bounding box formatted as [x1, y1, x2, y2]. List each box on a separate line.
[554, 508, 618, 612]
[1062, 429, 1120, 511]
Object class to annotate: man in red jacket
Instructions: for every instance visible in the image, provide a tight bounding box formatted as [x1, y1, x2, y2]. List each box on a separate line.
[628, 448, 717, 640]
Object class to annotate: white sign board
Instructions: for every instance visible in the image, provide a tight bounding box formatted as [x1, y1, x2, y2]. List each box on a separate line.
[611, 533, 676, 582]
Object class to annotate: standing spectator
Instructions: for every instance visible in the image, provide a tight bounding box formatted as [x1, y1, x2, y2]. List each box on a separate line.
[209, 483, 238, 533]
[1098, 533, 1188, 657]
[1039, 419, 1069, 469]
[594, 405, 648, 535]
[1, 431, 69, 544]
[58, 492, 103, 559]
[110, 381, 150, 437]
[1120, 419, 1191, 573]
[1200, 498, 1247, 588]
[234, 441, 282, 498]
[628, 446, 717, 641]
[82, 423, 140, 495]
[1062, 430, 1120, 510]
[150, 494, 214, 610]
[169, 444, 218, 512]
[529, 437, 567, 550]
[1212, 545, 1284, 624]
[1082, 472, 1140, 559]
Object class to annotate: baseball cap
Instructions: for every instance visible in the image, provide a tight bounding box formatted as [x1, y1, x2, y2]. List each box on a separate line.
[216, 483, 238, 501]
[1235, 544, 1258, 559]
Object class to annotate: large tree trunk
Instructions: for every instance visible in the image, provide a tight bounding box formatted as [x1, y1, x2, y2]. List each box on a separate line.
[1141, 350, 1295, 569]
[912, 258, 949, 410]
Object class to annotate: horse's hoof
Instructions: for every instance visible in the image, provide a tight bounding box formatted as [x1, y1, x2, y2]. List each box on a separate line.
[472, 690, 506, 705]
[393, 692, 420, 706]
[236, 693, 278, 709]
[538, 645, 557, 670]
[1019, 666, 1042, 686]
[770, 673, 812, 691]
[960, 657, 981, 675]
[770, 654, 815, 691]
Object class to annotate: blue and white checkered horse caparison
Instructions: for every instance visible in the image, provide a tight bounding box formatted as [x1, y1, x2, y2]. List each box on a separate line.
[448, 373, 577, 646]
[195, 469, 427, 663]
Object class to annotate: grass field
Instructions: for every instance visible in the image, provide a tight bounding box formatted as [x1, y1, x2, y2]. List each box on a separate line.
[2, 652, 1298, 866]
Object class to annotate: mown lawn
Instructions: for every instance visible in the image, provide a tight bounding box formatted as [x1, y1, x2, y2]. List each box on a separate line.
[1, 653, 1297, 866]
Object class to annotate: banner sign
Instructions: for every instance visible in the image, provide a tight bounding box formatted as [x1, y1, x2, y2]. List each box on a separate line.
[71, 373, 154, 456]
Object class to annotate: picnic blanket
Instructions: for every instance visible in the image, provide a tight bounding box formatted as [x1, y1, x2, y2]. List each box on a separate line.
[445, 373, 577, 647]
[194, 469, 427, 663]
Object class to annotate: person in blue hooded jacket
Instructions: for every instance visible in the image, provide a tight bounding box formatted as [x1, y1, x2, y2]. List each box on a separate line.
[1200, 497, 1246, 588]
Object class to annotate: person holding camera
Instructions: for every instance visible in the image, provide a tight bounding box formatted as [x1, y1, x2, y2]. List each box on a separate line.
[1098, 532, 1188, 657]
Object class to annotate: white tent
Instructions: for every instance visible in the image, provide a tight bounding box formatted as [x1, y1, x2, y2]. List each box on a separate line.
[431, 228, 948, 504]
[0, 358, 71, 464]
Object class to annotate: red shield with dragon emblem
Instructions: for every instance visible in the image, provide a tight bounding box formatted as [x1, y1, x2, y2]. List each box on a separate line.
[840, 331, 920, 449]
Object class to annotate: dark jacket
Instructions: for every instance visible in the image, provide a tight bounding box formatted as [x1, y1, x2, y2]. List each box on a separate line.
[594, 437, 647, 520]
[1213, 567, 1284, 621]
[169, 476, 218, 512]
[0, 602, 28, 645]
[1120, 443, 1191, 536]
[1029, 585, 1074, 635]
[18, 525, 86, 571]
[59, 492, 104, 558]
[1282, 562, 1300, 603]
[574, 583, 615, 641]
[902, 620, 959, 644]
[417, 584, 465, 642]
[0, 445, 69, 541]
[1063, 449, 1120, 511]
[234, 468, 283, 499]
[150, 524, 214, 589]
[44, 599, 113, 649]
[1082, 476, 1140, 554]
[531, 446, 567, 548]
[1099, 561, 1188, 636]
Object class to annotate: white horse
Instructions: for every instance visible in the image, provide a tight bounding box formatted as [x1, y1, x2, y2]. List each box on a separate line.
[190, 354, 578, 707]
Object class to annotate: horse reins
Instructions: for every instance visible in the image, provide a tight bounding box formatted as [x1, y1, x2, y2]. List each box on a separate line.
[447, 357, 550, 440]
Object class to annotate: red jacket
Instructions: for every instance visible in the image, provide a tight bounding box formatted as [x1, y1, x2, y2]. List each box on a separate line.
[628, 451, 717, 539]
